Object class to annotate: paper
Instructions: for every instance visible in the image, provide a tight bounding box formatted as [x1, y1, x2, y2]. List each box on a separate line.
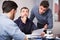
[26, 34, 31, 38]
[31, 28, 44, 36]
[26, 28, 44, 38]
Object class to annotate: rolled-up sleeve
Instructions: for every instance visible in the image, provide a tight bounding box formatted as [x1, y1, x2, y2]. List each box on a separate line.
[12, 24, 25, 40]
[32, 23, 37, 30]
[30, 8, 35, 21]
[5, 21, 25, 40]
[47, 10, 53, 29]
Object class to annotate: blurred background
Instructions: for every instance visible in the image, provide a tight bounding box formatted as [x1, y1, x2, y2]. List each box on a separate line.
[0, 0, 60, 26]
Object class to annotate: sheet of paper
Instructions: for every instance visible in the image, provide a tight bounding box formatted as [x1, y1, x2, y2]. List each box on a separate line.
[31, 28, 44, 36]
[26, 28, 44, 38]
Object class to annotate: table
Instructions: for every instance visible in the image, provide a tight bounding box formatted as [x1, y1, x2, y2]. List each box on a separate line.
[26, 34, 60, 40]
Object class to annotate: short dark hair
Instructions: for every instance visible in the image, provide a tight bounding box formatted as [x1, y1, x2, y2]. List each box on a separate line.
[20, 7, 29, 12]
[2, 1, 18, 13]
[40, 1, 49, 8]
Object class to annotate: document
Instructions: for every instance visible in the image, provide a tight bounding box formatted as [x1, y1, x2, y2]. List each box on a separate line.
[31, 28, 44, 36]
[26, 28, 44, 38]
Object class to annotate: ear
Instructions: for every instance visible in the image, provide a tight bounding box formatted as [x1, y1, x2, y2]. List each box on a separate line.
[10, 9, 16, 14]
[11, 9, 15, 12]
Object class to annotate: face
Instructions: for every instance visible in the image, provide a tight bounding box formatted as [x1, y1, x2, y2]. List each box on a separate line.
[39, 6, 48, 14]
[20, 9, 29, 18]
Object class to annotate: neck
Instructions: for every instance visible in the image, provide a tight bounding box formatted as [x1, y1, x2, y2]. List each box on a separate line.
[4, 12, 12, 20]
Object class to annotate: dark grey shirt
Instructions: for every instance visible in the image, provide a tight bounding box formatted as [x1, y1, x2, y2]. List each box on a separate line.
[30, 6, 53, 29]
[14, 17, 36, 34]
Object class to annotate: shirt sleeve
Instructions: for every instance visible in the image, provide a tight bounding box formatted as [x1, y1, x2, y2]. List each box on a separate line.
[30, 8, 35, 21]
[5, 21, 25, 40]
[47, 9, 53, 29]
[31, 22, 37, 31]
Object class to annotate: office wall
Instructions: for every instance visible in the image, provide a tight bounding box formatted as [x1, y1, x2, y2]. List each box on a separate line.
[12, 0, 35, 20]
[34, 0, 43, 6]
[53, 0, 59, 22]
[0, 0, 9, 13]
[0, 0, 5, 13]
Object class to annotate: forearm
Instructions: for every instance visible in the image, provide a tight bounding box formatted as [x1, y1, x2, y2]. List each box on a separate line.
[30, 9, 35, 21]
[24, 36, 28, 40]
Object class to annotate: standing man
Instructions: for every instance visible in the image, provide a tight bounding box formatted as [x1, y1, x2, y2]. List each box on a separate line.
[0, 1, 28, 40]
[30, 1, 53, 32]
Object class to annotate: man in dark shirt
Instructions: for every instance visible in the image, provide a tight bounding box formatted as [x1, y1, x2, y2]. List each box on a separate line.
[30, 1, 53, 31]
[14, 7, 36, 34]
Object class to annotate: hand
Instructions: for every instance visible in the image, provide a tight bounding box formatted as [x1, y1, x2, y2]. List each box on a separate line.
[24, 36, 28, 40]
[40, 32, 45, 37]
[44, 24, 48, 30]
[21, 16, 27, 24]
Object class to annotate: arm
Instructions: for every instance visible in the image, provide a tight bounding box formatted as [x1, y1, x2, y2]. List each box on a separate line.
[31, 23, 37, 34]
[30, 8, 35, 21]
[47, 9, 53, 29]
[31, 22, 37, 33]
[6, 22, 28, 40]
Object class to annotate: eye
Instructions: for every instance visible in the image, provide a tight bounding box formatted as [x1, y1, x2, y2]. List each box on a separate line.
[40, 8, 42, 10]
[22, 11, 25, 12]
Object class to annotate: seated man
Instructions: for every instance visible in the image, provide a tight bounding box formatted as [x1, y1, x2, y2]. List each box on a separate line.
[0, 1, 28, 40]
[14, 7, 36, 34]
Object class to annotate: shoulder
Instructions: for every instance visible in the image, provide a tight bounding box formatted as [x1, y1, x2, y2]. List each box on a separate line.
[46, 8, 53, 17]
[46, 8, 52, 15]
[6, 18, 17, 26]
[0, 19, 18, 30]
[14, 17, 21, 22]
[47, 8, 52, 13]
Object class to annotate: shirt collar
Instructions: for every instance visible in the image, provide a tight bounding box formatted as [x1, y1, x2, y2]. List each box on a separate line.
[18, 16, 28, 24]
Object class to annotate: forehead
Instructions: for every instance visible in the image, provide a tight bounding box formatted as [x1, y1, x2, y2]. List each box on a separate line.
[21, 9, 29, 11]
[39, 6, 47, 9]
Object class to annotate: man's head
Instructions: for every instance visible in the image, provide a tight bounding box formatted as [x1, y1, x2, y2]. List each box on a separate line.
[2, 1, 18, 20]
[39, 1, 49, 14]
[20, 7, 29, 18]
